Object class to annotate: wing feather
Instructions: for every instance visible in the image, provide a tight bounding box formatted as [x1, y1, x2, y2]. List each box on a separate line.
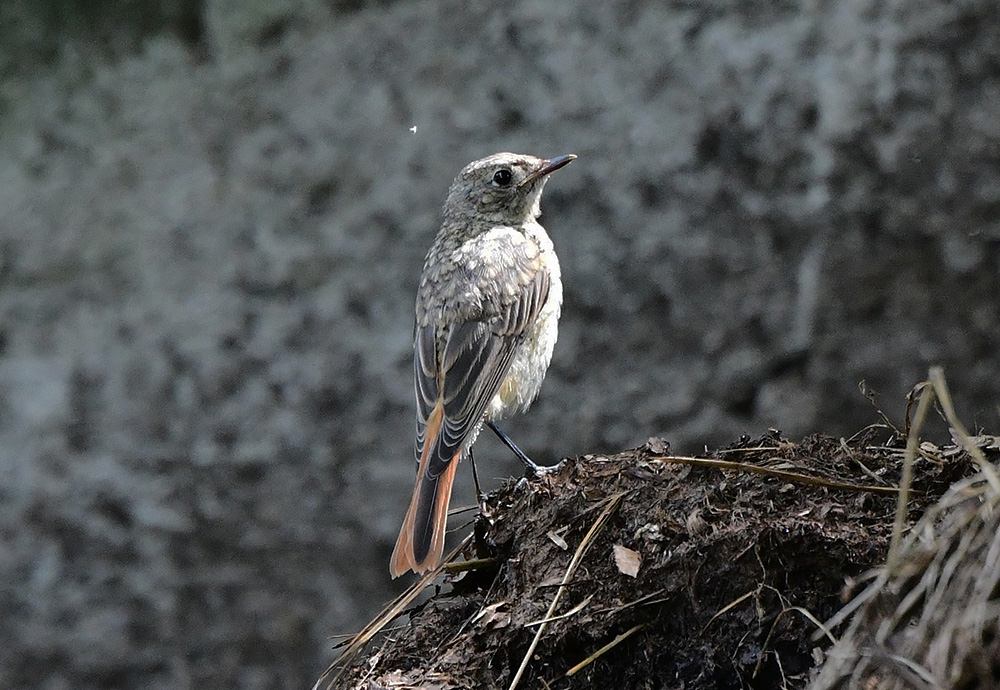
[413, 231, 551, 478]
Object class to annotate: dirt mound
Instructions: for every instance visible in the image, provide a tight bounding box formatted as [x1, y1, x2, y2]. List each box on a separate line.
[322, 425, 984, 689]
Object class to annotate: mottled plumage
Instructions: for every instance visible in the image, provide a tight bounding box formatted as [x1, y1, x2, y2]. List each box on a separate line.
[390, 152, 575, 577]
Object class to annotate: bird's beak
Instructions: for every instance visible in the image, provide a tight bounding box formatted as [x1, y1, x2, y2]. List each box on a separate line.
[519, 154, 577, 187]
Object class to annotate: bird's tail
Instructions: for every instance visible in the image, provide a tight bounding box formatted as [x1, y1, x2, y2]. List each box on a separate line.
[389, 404, 461, 578]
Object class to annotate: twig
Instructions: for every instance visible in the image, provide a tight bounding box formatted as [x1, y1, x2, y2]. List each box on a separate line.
[507, 493, 623, 690]
[844, 423, 897, 444]
[716, 446, 783, 454]
[314, 534, 473, 690]
[702, 588, 757, 633]
[859, 379, 904, 437]
[646, 454, 905, 495]
[524, 594, 594, 628]
[564, 623, 645, 677]
[928, 366, 1000, 493]
[753, 603, 838, 678]
[839, 437, 889, 486]
[783, 606, 838, 645]
[442, 557, 501, 573]
[591, 587, 667, 616]
[447, 565, 506, 649]
[888, 380, 932, 574]
[817, 572, 886, 640]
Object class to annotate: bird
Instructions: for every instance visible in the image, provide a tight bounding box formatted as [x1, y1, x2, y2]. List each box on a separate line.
[389, 152, 576, 578]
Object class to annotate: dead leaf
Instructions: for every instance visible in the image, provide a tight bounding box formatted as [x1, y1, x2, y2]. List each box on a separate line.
[472, 601, 509, 629]
[958, 433, 1000, 451]
[613, 544, 642, 578]
[686, 509, 708, 535]
[547, 530, 569, 550]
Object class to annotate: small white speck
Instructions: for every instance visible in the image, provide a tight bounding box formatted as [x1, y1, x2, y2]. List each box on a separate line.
[409, 125, 418, 134]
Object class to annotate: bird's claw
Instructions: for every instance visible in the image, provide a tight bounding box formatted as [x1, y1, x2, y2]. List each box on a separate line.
[522, 457, 566, 478]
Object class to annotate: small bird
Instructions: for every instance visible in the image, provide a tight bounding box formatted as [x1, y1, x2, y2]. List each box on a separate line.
[389, 152, 576, 578]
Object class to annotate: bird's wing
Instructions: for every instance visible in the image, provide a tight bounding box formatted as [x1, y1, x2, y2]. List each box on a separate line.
[414, 231, 550, 478]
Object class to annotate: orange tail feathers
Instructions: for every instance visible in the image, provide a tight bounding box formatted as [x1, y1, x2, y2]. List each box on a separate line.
[389, 406, 461, 578]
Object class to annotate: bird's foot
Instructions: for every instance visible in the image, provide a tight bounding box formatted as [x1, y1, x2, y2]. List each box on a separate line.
[521, 456, 566, 478]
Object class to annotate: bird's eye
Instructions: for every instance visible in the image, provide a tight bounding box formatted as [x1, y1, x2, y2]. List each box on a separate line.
[492, 168, 514, 186]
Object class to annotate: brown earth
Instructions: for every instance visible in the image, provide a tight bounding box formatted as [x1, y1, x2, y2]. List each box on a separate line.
[324, 425, 984, 689]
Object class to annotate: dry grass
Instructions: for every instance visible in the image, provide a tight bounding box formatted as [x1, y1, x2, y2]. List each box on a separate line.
[810, 368, 1000, 690]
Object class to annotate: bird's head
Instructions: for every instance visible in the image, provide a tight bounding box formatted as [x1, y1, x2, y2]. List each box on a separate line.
[443, 152, 576, 226]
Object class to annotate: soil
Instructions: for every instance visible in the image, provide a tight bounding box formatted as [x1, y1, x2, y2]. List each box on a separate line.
[324, 427, 981, 689]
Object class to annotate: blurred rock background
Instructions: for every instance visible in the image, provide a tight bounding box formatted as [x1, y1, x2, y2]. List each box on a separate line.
[0, 0, 997, 688]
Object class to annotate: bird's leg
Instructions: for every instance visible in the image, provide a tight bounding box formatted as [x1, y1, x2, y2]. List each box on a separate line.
[467, 447, 487, 507]
[467, 447, 500, 562]
[486, 421, 564, 475]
